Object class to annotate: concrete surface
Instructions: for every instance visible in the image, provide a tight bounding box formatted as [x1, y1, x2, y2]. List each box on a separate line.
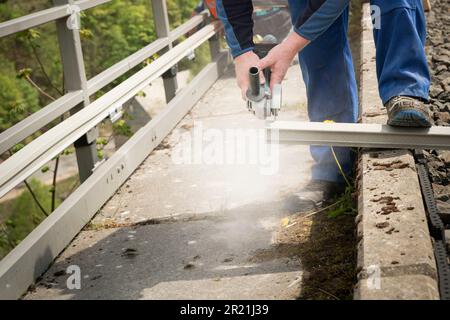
[24, 214, 303, 300]
[24, 64, 314, 300]
[355, 274, 439, 300]
[354, 4, 439, 300]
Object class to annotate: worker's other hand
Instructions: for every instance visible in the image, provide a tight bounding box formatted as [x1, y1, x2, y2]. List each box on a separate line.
[234, 51, 264, 100]
[258, 32, 310, 90]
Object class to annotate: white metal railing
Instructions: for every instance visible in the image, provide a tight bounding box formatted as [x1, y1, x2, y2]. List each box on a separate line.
[0, 5, 209, 155]
[0, 21, 221, 199]
[0, 0, 111, 37]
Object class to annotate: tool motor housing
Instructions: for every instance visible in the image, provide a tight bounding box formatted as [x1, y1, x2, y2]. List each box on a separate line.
[245, 43, 282, 120]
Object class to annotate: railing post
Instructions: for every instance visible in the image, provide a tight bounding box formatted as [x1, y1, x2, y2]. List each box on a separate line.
[53, 0, 98, 182]
[208, 33, 221, 60]
[151, 0, 178, 102]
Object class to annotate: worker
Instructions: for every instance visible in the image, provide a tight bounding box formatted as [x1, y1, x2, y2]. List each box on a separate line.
[216, 0, 431, 206]
[194, 0, 292, 41]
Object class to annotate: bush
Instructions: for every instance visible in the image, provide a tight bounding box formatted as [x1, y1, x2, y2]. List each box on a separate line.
[0, 58, 39, 131]
[0, 179, 58, 259]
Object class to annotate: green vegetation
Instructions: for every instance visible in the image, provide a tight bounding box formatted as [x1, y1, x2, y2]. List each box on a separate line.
[327, 185, 356, 218]
[0, 59, 40, 131]
[327, 147, 357, 218]
[0, 177, 79, 259]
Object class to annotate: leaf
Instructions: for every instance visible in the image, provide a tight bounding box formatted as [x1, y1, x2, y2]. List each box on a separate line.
[96, 137, 108, 146]
[79, 28, 94, 39]
[11, 143, 25, 154]
[62, 147, 74, 156]
[27, 29, 41, 40]
[5, 219, 14, 227]
[17, 68, 32, 79]
[113, 119, 132, 137]
[40, 166, 50, 173]
[136, 91, 146, 98]
[280, 217, 290, 227]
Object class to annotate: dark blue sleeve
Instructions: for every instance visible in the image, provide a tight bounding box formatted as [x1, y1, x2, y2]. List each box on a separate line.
[294, 0, 350, 41]
[194, 1, 205, 14]
[216, 0, 350, 57]
[216, 0, 255, 58]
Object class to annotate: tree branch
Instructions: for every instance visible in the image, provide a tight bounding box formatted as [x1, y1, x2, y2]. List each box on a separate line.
[28, 39, 63, 96]
[0, 224, 15, 248]
[24, 180, 49, 217]
[51, 155, 60, 212]
[25, 75, 56, 102]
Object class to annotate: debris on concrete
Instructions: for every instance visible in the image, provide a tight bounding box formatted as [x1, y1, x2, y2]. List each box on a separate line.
[354, 3, 439, 300]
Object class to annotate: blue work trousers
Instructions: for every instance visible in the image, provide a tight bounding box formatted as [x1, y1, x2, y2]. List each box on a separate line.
[288, 0, 430, 182]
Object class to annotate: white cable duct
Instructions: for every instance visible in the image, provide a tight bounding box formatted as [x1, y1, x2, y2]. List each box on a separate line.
[267, 121, 450, 149]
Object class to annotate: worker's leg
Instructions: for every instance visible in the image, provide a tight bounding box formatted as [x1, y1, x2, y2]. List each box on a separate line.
[371, 0, 430, 104]
[371, 0, 431, 127]
[288, 0, 358, 183]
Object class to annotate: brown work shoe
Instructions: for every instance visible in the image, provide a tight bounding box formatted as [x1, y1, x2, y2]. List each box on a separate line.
[284, 180, 346, 212]
[385, 96, 432, 127]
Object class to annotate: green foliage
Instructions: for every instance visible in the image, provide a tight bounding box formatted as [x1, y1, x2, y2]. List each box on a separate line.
[17, 67, 33, 79]
[0, 58, 39, 131]
[96, 137, 108, 160]
[136, 90, 147, 98]
[327, 185, 357, 218]
[97, 149, 104, 160]
[81, 0, 154, 78]
[62, 147, 74, 156]
[27, 28, 41, 40]
[96, 137, 108, 146]
[40, 165, 50, 173]
[79, 28, 94, 40]
[167, 0, 199, 28]
[327, 147, 357, 218]
[81, 0, 199, 78]
[10, 143, 25, 154]
[0, 179, 58, 258]
[113, 119, 132, 137]
[0, 1, 62, 133]
[178, 42, 212, 79]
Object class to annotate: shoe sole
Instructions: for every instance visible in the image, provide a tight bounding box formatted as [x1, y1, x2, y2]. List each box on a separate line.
[387, 109, 432, 128]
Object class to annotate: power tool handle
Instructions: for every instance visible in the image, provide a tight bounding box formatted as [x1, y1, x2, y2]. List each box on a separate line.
[254, 43, 277, 89]
[264, 68, 271, 88]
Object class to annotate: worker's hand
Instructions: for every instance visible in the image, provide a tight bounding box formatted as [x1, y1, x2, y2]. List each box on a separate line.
[258, 32, 310, 90]
[234, 50, 264, 100]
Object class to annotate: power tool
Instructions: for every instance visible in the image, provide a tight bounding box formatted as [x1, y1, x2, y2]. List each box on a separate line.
[246, 43, 282, 120]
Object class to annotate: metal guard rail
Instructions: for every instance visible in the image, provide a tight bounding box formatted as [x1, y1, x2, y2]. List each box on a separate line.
[0, 7, 209, 155]
[0, 20, 222, 199]
[0, 0, 111, 38]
